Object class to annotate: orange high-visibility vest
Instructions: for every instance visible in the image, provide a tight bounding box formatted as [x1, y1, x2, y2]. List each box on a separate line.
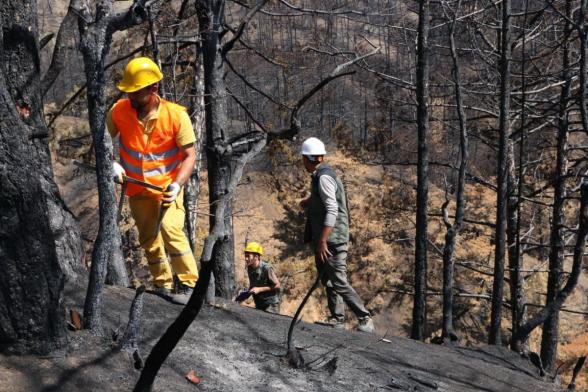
[111, 98, 185, 198]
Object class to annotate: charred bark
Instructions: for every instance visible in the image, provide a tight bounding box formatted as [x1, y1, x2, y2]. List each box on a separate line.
[539, 0, 573, 371]
[0, 0, 82, 354]
[78, 3, 125, 332]
[489, 0, 511, 346]
[506, 137, 525, 346]
[411, 0, 430, 342]
[197, 0, 236, 299]
[441, 0, 468, 344]
[41, 4, 77, 97]
[75, 0, 150, 333]
[120, 285, 146, 352]
[184, 45, 205, 253]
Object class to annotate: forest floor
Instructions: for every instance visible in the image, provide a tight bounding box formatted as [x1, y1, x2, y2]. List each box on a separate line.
[0, 280, 557, 392]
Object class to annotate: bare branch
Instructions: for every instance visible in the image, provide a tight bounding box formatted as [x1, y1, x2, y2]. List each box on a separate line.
[39, 33, 55, 49]
[234, 37, 287, 67]
[225, 57, 290, 109]
[278, 0, 372, 16]
[222, 0, 269, 55]
[226, 86, 268, 133]
[269, 47, 379, 140]
[42, 5, 77, 97]
[47, 45, 146, 128]
[108, 0, 156, 32]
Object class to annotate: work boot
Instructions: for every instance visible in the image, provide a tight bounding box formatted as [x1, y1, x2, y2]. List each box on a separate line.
[357, 316, 375, 333]
[153, 286, 173, 302]
[325, 316, 346, 329]
[172, 284, 194, 305]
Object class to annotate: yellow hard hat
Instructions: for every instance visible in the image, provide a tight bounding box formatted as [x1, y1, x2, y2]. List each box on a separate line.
[117, 57, 163, 93]
[244, 242, 263, 255]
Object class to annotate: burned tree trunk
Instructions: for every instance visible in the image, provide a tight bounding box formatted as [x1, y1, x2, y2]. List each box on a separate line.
[40, 4, 77, 98]
[489, 0, 511, 346]
[412, 0, 430, 342]
[120, 285, 146, 352]
[540, 111, 568, 373]
[78, 2, 126, 332]
[0, 0, 82, 354]
[74, 0, 149, 332]
[506, 137, 525, 345]
[195, 0, 273, 299]
[539, 0, 573, 371]
[184, 46, 205, 253]
[441, 0, 468, 344]
[197, 0, 236, 299]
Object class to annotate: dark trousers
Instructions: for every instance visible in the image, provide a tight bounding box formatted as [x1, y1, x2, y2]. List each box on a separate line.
[257, 302, 280, 314]
[315, 243, 370, 320]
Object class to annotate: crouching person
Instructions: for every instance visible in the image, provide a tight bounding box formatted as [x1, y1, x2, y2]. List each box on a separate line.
[244, 242, 281, 314]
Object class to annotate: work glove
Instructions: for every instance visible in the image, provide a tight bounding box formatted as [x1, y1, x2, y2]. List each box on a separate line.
[113, 161, 126, 183]
[162, 182, 181, 207]
[235, 289, 251, 303]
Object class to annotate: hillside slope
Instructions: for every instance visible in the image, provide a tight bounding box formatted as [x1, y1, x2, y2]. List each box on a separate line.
[0, 281, 556, 392]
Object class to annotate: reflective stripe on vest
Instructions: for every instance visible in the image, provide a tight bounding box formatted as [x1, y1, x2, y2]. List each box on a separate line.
[121, 143, 180, 162]
[112, 98, 186, 197]
[120, 158, 180, 178]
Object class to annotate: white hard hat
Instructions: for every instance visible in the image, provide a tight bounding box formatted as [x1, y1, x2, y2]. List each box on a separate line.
[300, 137, 327, 157]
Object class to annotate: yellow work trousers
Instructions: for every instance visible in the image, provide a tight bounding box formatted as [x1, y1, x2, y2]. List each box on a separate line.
[129, 190, 199, 289]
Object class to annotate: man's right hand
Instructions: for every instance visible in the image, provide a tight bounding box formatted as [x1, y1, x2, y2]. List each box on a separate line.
[113, 161, 126, 183]
[316, 240, 332, 263]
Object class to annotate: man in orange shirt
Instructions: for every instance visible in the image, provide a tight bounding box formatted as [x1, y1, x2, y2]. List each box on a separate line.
[107, 57, 199, 305]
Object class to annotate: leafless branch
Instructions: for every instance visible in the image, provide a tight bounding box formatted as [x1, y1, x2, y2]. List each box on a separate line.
[47, 45, 146, 128]
[226, 86, 268, 133]
[222, 0, 270, 55]
[269, 47, 379, 140]
[41, 5, 77, 97]
[225, 57, 290, 109]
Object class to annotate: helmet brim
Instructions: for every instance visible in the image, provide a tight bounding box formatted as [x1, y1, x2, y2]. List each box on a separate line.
[117, 80, 160, 93]
[117, 82, 141, 93]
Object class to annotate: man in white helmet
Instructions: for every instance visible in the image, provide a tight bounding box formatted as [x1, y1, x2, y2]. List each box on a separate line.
[299, 137, 374, 333]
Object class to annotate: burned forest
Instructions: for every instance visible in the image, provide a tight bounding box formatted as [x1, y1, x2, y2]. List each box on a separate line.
[1, 0, 588, 391]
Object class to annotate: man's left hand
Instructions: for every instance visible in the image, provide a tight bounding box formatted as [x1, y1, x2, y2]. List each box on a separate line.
[317, 241, 332, 263]
[249, 287, 261, 295]
[162, 182, 180, 207]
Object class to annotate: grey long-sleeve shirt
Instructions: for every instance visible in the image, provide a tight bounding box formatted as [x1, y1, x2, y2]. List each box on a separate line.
[318, 174, 338, 227]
